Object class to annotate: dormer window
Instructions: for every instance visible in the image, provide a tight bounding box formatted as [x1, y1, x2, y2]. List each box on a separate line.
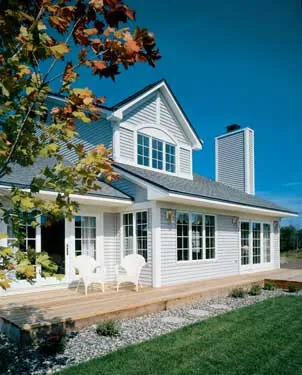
[152, 138, 163, 170]
[137, 134, 150, 167]
[137, 133, 176, 173]
[165, 143, 176, 173]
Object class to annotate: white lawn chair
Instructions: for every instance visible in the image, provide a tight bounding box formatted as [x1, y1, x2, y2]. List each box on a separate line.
[74, 255, 106, 296]
[115, 254, 146, 292]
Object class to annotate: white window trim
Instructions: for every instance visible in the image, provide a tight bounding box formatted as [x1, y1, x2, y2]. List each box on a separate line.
[239, 220, 272, 267]
[137, 132, 177, 174]
[120, 210, 148, 262]
[176, 211, 217, 264]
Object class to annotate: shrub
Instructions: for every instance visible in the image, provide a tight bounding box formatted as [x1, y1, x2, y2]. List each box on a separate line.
[287, 285, 299, 293]
[263, 282, 275, 291]
[229, 288, 246, 298]
[249, 285, 262, 296]
[38, 333, 66, 355]
[96, 320, 119, 337]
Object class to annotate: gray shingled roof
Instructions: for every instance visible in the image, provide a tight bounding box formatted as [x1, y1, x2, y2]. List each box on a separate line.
[0, 158, 131, 201]
[114, 163, 296, 214]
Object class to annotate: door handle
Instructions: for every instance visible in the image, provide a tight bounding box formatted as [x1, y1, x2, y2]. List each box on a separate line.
[66, 244, 69, 256]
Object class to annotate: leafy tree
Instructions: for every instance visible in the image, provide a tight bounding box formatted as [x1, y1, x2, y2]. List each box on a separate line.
[0, 0, 160, 289]
[280, 225, 297, 252]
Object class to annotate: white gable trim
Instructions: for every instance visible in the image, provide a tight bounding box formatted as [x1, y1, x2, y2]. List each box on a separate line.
[110, 81, 203, 150]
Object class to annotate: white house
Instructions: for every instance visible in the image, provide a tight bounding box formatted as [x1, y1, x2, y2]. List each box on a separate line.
[0, 79, 296, 294]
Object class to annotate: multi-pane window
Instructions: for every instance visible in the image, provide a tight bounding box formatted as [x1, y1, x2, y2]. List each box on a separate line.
[205, 215, 215, 259]
[137, 134, 150, 167]
[241, 222, 250, 265]
[123, 211, 148, 261]
[165, 143, 176, 173]
[136, 134, 176, 173]
[136, 211, 148, 261]
[177, 213, 189, 261]
[152, 138, 163, 170]
[263, 224, 271, 263]
[176, 212, 215, 262]
[123, 213, 134, 256]
[7, 222, 36, 251]
[192, 214, 203, 260]
[252, 223, 261, 264]
[75, 216, 96, 258]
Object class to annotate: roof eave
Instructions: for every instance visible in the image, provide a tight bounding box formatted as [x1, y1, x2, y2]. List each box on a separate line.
[160, 192, 298, 218]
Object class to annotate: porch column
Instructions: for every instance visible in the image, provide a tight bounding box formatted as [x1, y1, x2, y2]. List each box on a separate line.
[152, 202, 161, 288]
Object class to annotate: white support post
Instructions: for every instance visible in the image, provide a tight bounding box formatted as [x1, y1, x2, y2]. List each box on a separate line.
[35, 216, 42, 281]
[151, 202, 161, 288]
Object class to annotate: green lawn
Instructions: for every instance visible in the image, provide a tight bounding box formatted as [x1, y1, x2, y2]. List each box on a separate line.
[57, 296, 302, 375]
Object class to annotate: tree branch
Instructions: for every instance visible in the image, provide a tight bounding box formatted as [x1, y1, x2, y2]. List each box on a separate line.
[0, 103, 35, 178]
[43, 17, 82, 84]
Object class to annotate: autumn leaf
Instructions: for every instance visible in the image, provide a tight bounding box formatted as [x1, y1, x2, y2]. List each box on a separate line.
[91, 60, 107, 74]
[89, 0, 104, 11]
[73, 111, 91, 123]
[50, 42, 70, 59]
[125, 39, 140, 54]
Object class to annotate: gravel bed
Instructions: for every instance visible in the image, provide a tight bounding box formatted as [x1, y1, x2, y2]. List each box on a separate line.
[1, 288, 301, 375]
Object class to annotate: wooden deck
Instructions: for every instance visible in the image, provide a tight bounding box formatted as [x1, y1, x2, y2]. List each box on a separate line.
[1, 268, 301, 345]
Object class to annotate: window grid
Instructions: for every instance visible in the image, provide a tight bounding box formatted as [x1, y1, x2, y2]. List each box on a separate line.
[241, 222, 250, 265]
[136, 133, 176, 173]
[7, 222, 36, 251]
[165, 143, 176, 173]
[192, 214, 203, 260]
[75, 216, 96, 259]
[177, 213, 189, 261]
[176, 212, 216, 262]
[123, 213, 134, 256]
[137, 134, 150, 167]
[122, 211, 148, 260]
[205, 215, 215, 259]
[136, 211, 148, 261]
[263, 223, 271, 263]
[152, 138, 163, 170]
[252, 223, 261, 264]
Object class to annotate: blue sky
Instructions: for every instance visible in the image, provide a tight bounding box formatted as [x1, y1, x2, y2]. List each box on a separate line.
[51, 0, 302, 225]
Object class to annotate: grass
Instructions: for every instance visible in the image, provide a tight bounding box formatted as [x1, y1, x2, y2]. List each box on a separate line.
[281, 249, 302, 260]
[56, 296, 302, 375]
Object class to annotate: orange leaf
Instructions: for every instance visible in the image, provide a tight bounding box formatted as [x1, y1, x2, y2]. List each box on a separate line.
[125, 39, 140, 54]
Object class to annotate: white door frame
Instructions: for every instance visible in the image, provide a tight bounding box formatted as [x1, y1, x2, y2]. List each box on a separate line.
[66, 211, 102, 284]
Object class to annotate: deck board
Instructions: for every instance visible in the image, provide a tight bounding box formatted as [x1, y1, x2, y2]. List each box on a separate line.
[1, 268, 302, 342]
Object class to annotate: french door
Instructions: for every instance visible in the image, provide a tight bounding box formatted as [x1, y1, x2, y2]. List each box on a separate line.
[67, 214, 101, 282]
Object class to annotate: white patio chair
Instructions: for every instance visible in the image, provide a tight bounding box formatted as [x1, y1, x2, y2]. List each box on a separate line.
[74, 255, 106, 296]
[115, 254, 146, 292]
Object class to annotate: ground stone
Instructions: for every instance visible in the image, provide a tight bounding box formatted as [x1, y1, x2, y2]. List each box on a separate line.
[208, 303, 230, 310]
[160, 316, 189, 325]
[187, 309, 211, 317]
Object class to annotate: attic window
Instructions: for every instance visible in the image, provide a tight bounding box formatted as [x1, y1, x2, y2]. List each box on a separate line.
[137, 133, 176, 173]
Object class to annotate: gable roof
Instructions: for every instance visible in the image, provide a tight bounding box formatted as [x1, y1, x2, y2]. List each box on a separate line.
[49, 79, 203, 150]
[114, 162, 297, 215]
[0, 158, 132, 201]
[110, 79, 203, 150]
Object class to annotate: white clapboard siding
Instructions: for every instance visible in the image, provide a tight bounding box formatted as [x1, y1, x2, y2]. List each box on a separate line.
[124, 93, 157, 125]
[139, 208, 152, 286]
[160, 208, 239, 286]
[104, 213, 120, 281]
[159, 94, 189, 145]
[112, 177, 148, 202]
[179, 148, 191, 175]
[120, 127, 134, 161]
[216, 131, 245, 192]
